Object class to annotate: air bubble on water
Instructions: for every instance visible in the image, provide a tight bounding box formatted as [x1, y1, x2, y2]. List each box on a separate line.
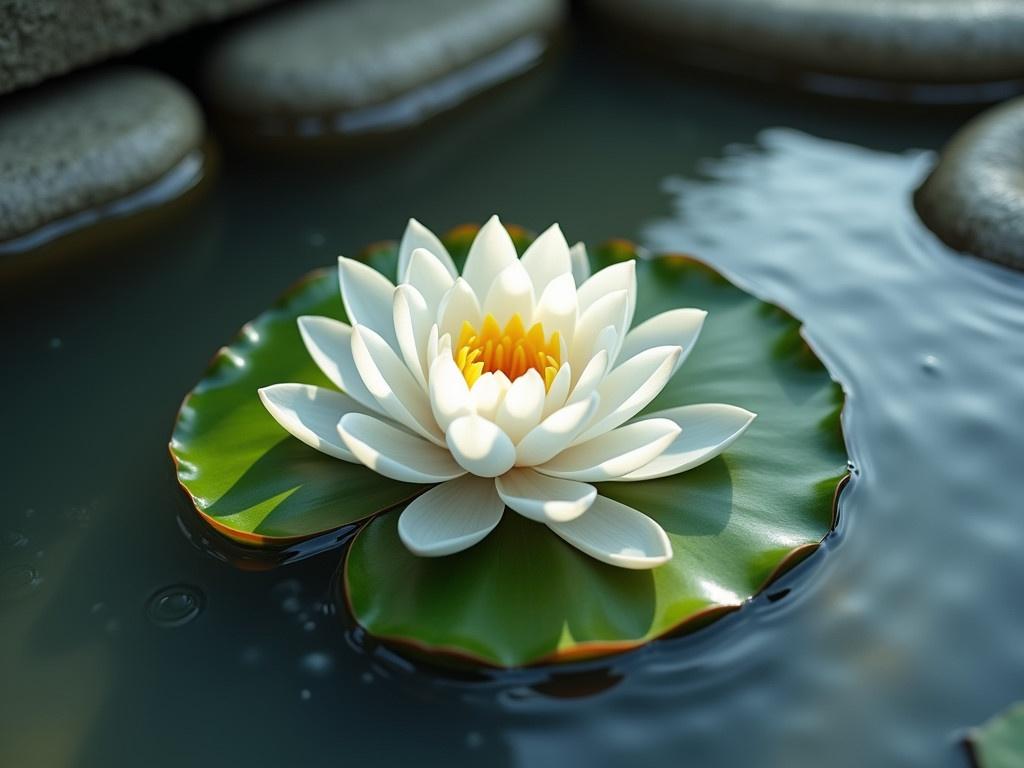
[64, 505, 92, 527]
[465, 732, 484, 749]
[146, 584, 204, 628]
[271, 578, 301, 596]
[920, 354, 941, 375]
[0, 565, 41, 599]
[271, 579, 302, 613]
[1, 531, 28, 548]
[300, 688, 312, 701]
[301, 651, 335, 678]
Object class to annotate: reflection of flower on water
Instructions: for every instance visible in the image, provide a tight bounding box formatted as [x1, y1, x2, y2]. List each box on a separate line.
[260, 216, 755, 569]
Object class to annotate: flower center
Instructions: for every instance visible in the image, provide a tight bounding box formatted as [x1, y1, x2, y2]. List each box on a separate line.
[454, 313, 561, 390]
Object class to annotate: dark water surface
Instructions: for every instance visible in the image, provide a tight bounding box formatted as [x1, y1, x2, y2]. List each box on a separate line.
[2, 32, 1023, 768]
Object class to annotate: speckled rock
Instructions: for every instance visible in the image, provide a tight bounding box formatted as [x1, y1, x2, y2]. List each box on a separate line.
[587, 0, 1024, 84]
[204, 0, 563, 128]
[0, 67, 203, 243]
[0, 0, 275, 95]
[915, 97, 1024, 271]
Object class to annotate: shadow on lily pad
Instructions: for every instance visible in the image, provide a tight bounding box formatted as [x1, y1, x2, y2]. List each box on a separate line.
[169, 227, 848, 668]
[203, 437, 421, 542]
[343, 511, 659, 668]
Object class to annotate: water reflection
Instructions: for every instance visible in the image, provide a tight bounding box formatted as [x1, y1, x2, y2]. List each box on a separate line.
[3, 35, 1021, 768]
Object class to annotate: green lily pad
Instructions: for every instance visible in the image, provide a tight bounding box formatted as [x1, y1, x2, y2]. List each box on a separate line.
[168, 224, 543, 545]
[969, 702, 1024, 768]
[169, 268, 422, 545]
[171, 229, 847, 666]
[343, 242, 847, 666]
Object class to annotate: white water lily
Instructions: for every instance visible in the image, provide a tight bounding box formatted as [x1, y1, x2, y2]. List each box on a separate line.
[259, 216, 755, 569]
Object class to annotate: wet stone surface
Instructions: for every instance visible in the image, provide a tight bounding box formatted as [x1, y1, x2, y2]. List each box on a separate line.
[587, 0, 1024, 85]
[145, 585, 204, 628]
[0, 0, 273, 95]
[203, 0, 563, 132]
[915, 96, 1024, 271]
[0, 67, 203, 245]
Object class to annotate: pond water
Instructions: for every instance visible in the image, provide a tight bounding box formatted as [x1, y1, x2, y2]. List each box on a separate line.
[3, 29, 1023, 768]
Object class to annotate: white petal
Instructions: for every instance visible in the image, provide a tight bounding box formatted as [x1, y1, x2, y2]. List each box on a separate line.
[573, 345, 682, 444]
[445, 415, 516, 478]
[577, 260, 636, 317]
[461, 215, 518, 298]
[338, 413, 465, 483]
[619, 308, 707, 376]
[576, 261, 636, 360]
[397, 475, 504, 557]
[567, 348, 609, 405]
[351, 326, 444, 445]
[542, 362, 571, 419]
[515, 393, 600, 467]
[533, 273, 577, 346]
[425, 324, 442, 368]
[397, 218, 457, 283]
[393, 285, 432, 390]
[437, 277, 482, 342]
[536, 418, 680, 481]
[494, 368, 546, 444]
[259, 383, 371, 462]
[470, 372, 510, 421]
[402, 247, 455, 312]
[547, 495, 672, 569]
[428, 353, 472, 430]
[569, 241, 590, 286]
[496, 468, 596, 523]
[338, 257, 398, 348]
[297, 316, 380, 413]
[570, 290, 629, 377]
[482, 260, 534, 325]
[614, 404, 757, 481]
[520, 223, 571, 296]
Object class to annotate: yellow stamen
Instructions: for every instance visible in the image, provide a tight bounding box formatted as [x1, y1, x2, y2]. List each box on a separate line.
[453, 313, 562, 390]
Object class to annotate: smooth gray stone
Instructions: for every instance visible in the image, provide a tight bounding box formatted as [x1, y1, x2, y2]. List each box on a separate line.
[587, 0, 1024, 83]
[0, 67, 203, 243]
[915, 97, 1024, 271]
[204, 0, 562, 123]
[0, 0, 274, 95]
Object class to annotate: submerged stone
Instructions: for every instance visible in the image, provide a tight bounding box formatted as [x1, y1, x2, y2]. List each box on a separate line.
[203, 0, 563, 134]
[915, 97, 1024, 271]
[0, 67, 203, 246]
[587, 0, 1024, 85]
[0, 0, 274, 95]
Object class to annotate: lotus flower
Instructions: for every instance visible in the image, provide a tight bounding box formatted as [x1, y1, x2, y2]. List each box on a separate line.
[259, 217, 755, 569]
